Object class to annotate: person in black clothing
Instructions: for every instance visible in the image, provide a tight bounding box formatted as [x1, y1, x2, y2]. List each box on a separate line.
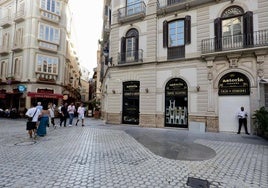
[59, 103, 68, 127]
[237, 106, 249, 135]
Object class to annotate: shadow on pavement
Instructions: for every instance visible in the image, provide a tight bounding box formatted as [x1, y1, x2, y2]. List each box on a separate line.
[125, 128, 216, 161]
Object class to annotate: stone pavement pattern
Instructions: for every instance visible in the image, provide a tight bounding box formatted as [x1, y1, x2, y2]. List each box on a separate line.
[0, 118, 267, 188]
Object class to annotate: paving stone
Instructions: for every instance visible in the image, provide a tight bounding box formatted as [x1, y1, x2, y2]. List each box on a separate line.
[0, 118, 267, 187]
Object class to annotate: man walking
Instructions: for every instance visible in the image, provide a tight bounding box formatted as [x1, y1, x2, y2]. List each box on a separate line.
[25, 104, 41, 138]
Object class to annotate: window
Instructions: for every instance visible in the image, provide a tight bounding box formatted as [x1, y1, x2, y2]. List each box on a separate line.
[214, 6, 253, 50]
[168, 20, 185, 47]
[120, 29, 139, 63]
[14, 28, 23, 47]
[0, 61, 7, 78]
[38, 23, 60, 44]
[127, 0, 141, 16]
[2, 32, 10, 49]
[163, 16, 191, 59]
[36, 54, 58, 74]
[40, 0, 60, 15]
[13, 57, 22, 76]
[1, 3, 12, 20]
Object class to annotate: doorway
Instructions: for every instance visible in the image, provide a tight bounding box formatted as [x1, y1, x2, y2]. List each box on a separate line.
[122, 81, 140, 124]
[165, 78, 188, 128]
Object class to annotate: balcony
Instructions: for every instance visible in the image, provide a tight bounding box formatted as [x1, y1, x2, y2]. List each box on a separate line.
[14, 9, 25, 23]
[36, 73, 57, 83]
[118, 2, 146, 24]
[38, 41, 58, 52]
[201, 30, 268, 55]
[40, 9, 60, 24]
[118, 49, 143, 64]
[12, 43, 23, 52]
[0, 46, 9, 55]
[0, 15, 12, 28]
[157, 0, 216, 15]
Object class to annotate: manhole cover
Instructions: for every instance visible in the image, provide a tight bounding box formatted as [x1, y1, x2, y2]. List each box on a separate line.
[187, 177, 210, 188]
[15, 141, 36, 146]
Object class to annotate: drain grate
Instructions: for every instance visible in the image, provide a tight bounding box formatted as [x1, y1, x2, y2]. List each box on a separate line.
[15, 141, 36, 146]
[186, 177, 210, 188]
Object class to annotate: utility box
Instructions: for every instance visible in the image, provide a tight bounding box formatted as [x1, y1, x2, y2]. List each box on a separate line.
[189, 122, 206, 133]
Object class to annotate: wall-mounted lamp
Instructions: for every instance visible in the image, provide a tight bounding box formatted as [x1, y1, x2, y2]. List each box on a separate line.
[185, 3, 190, 10]
[112, 90, 116, 94]
[196, 85, 200, 92]
[145, 88, 149, 93]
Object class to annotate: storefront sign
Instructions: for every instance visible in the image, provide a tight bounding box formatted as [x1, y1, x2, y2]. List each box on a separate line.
[17, 85, 26, 92]
[218, 72, 250, 96]
[27, 92, 63, 99]
[166, 78, 187, 97]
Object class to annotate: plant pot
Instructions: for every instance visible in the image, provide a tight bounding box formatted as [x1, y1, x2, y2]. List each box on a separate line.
[94, 111, 101, 119]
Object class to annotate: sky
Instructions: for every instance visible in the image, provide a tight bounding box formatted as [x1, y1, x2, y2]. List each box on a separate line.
[69, 0, 104, 76]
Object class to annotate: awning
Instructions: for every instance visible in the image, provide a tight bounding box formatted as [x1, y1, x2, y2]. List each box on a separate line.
[27, 92, 63, 99]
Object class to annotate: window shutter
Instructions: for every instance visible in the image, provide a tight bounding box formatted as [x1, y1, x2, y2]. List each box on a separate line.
[135, 36, 139, 61]
[163, 20, 168, 48]
[185, 15, 191, 44]
[120, 37, 126, 62]
[243, 11, 253, 47]
[214, 17, 222, 51]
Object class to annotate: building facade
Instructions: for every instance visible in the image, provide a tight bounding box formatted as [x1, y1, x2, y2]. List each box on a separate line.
[100, 0, 268, 133]
[0, 0, 82, 114]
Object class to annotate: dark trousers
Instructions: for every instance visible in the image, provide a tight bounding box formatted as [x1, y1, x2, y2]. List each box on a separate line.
[238, 118, 249, 134]
[60, 115, 67, 126]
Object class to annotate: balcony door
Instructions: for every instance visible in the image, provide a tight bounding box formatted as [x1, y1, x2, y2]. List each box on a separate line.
[222, 16, 243, 49]
[127, 0, 141, 16]
[121, 29, 139, 63]
[126, 37, 136, 62]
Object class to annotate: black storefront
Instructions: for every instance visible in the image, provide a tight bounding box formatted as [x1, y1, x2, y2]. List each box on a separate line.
[165, 78, 188, 128]
[122, 81, 140, 125]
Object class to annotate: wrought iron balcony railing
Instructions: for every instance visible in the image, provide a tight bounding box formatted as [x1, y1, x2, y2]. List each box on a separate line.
[201, 30, 268, 54]
[118, 49, 143, 64]
[118, 2, 146, 23]
[157, 0, 187, 8]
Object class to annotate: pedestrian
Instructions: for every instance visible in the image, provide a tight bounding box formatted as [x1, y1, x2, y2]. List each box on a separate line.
[237, 106, 249, 135]
[60, 103, 68, 127]
[25, 104, 41, 138]
[67, 102, 76, 126]
[48, 103, 56, 128]
[37, 103, 50, 137]
[75, 103, 85, 126]
[36, 101, 43, 111]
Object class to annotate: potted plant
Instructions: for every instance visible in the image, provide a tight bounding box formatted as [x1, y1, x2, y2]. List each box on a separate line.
[252, 106, 268, 138]
[90, 99, 101, 119]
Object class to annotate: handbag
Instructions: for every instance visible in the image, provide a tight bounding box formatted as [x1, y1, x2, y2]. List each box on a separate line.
[28, 109, 37, 122]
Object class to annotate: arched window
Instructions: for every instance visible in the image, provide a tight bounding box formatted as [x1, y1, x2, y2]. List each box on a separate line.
[214, 6, 253, 50]
[14, 58, 21, 76]
[120, 28, 139, 63]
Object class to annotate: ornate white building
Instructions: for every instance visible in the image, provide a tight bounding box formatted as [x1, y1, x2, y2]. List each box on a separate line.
[101, 0, 268, 133]
[0, 0, 82, 113]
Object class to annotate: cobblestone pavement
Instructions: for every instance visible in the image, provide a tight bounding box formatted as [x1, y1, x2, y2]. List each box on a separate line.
[0, 118, 267, 188]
